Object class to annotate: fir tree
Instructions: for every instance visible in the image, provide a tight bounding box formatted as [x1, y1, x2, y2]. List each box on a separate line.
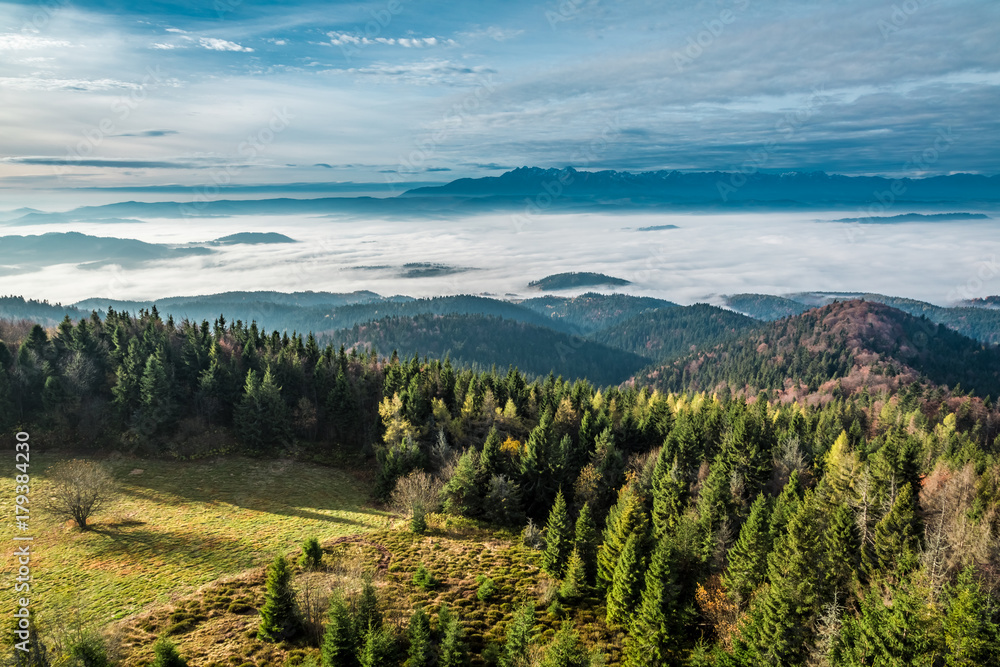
[543, 489, 573, 578]
[299, 536, 323, 569]
[623, 530, 681, 667]
[823, 503, 859, 600]
[740, 496, 823, 665]
[358, 623, 395, 667]
[559, 547, 587, 602]
[871, 482, 921, 575]
[723, 492, 772, 607]
[573, 502, 599, 585]
[257, 555, 300, 641]
[438, 615, 469, 667]
[539, 622, 593, 667]
[943, 567, 1000, 666]
[151, 638, 188, 667]
[321, 592, 358, 667]
[606, 530, 649, 628]
[356, 577, 382, 633]
[597, 485, 648, 590]
[404, 607, 433, 667]
[499, 602, 536, 667]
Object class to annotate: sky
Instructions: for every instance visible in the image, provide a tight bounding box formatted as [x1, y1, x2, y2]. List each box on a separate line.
[1, 0, 999, 195]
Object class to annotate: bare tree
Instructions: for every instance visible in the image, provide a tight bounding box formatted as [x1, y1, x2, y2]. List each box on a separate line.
[44, 460, 117, 530]
[390, 470, 443, 518]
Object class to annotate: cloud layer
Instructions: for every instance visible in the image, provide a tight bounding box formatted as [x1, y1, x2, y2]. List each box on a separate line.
[0, 0, 995, 191]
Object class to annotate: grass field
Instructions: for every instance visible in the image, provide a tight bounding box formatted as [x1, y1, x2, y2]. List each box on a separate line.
[0, 453, 390, 626]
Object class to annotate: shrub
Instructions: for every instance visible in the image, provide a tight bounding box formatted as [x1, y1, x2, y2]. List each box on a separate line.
[413, 564, 439, 590]
[299, 537, 323, 569]
[476, 576, 497, 602]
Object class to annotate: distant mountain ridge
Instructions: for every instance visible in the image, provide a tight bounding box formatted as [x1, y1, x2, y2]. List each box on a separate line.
[403, 167, 1000, 203]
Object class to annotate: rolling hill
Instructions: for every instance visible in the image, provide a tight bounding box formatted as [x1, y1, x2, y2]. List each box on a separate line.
[634, 300, 1000, 400]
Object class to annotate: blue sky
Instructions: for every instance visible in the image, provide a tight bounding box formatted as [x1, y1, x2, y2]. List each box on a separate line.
[1, 0, 998, 192]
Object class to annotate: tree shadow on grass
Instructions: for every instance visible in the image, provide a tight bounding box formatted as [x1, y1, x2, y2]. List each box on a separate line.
[115, 457, 388, 527]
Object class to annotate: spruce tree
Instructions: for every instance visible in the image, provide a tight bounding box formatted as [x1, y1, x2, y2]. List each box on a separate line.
[299, 536, 323, 569]
[768, 469, 803, 543]
[356, 578, 382, 633]
[404, 607, 433, 667]
[151, 638, 188, 667]
[823, 503, 859, 600]
[723, 492, 772, 607]
[438, 615, 469, 667]
[871, 483, 921, 575]
[539, 622, 592, 667]
[358, 623, 395, 667]
[321, 592, 358, 667]
[559, 547, 587, 602]
[943, 566, 1000, 666]
[499, 602, 536, 667]
[606, 530, 648, 628]
[623, 530, 680, 667]
[597, 485, 648, 590]
[741, 496, 823, 665]
[257, 555, 301, 641]
[573, 502, 599, 585]
[543, 489, 573, 578]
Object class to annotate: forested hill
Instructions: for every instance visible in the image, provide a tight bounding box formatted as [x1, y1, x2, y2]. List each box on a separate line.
[518, 292, 677, 334]
[591, 303, 760, 361]
[636, 299, 1000, 400]
[325, 313, 648, 386]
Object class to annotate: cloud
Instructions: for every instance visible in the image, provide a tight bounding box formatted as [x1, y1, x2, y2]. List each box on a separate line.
[4, 157, 220, 169]
[198, 37, 253, 52]
[112, 130, 179, 137]
[0, 33, 72, 50]
[151, 42, 177, 50]
[326, 31, 455, 48]
[0, 77, 146, 91]
[341, 59, 496, 85]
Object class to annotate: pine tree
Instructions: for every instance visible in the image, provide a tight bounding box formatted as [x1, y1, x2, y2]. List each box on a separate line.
[299, 536, 323, 569]
[358, 623, 395, 667]
[768, 469, 802, 543]
[257, 555, 300, 641]
[871, 482, 921, 575]
[151, 638, 188, 667]
[573, 502, 599, 585]
[559, 548, 587, 602]
[623, 530, 680, 667]
[823, 503, 859, 600]
[442, 448, 481, 517]
[651, 450, 685, 538]
[438, 615, 469, 667]
[321, 592, 358, 667]
[543, 489, 573, 578]
[606, 530, 648, 628]
[499, 602, 536, 667]
[404, 607, 433, 667]
[723, 493, 771, 607]
[539, 622, 593, 667]
[943, 567, 1000, 666]
[740, 496, 823, 665]
[597, 485, 648, 590]
[356, 577, 382, 633]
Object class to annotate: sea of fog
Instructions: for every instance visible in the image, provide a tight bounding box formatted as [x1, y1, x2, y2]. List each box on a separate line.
[1, 207, 998, 307]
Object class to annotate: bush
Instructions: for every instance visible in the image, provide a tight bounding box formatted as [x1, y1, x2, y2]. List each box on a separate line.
[152, 638, 188, 667]
[476, 576, 497, 602]
[413, 564, 439, 590]
[298, 537, 323, 569]
[522, 520, 544, 550]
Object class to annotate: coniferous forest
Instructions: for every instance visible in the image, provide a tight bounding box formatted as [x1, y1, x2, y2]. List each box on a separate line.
[3, 299, 1000, 667]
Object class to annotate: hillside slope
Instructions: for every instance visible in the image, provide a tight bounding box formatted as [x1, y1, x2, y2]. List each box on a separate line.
[635, 300, 1000, 400]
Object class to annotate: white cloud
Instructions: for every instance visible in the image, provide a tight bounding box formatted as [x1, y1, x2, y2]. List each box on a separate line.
[0, 76, 145, 91]
[198, 37, 253, 52]
[326, 32, 453, 48]
[165, 28, 187, 34]
[151, 42, 177, 50]
[0, 33, 72, 50]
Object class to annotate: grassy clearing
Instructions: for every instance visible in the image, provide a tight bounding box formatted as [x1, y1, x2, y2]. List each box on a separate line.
[0, 454, 389, 625]
[112, 516, 621, 667]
